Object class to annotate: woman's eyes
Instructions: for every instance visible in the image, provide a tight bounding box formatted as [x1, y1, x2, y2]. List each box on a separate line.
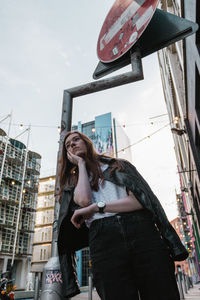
[66, 137, 80, 148]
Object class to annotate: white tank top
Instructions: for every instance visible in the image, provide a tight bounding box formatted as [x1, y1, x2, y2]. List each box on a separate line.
[85, 164, 127, 227]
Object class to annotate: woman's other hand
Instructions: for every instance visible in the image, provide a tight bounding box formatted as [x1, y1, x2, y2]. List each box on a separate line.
[71, 204, 97, 229]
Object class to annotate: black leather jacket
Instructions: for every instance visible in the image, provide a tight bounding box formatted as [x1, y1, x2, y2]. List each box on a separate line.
[57, 157, 188, 298]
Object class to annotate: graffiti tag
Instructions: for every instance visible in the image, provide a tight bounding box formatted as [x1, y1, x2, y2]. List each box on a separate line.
[45, 270, 63, 284]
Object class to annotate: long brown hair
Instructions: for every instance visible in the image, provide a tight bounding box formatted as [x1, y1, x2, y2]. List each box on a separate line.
[59, 131, 124, 202]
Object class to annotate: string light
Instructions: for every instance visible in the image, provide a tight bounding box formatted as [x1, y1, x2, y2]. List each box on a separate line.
[117, 123, 170, 154]
[1, 118, 172, 167]
[0, 118, 170, 130]
[174, 116, 179, 124]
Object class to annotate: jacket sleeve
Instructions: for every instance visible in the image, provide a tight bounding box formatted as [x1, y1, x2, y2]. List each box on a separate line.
[118, 159, 189, 261]
[57, 188, 89, 298]
[59, 251, 81, 298]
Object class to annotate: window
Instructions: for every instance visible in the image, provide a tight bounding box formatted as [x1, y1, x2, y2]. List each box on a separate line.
[195, 123, 200, 158]
[195, 65, 200, 123]
[82, 248, 90, 286]
[40, 249, 43, 260]
[196, 0, 200, 52]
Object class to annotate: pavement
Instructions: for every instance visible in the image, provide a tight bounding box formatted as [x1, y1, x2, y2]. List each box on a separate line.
[13, 282, 200, 299]
[184, 282, 200, 299]
[73, 283, 200, 300]
[73, 289, 100, 300]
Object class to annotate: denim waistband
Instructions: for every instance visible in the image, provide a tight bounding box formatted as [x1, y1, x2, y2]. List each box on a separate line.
[90, 209, 153, 230]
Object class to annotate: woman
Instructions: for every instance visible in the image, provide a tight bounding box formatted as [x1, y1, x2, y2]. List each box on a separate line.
[57, 131, 188, 300]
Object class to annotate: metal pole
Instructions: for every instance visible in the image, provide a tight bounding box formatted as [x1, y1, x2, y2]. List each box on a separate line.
[177, 273, 184, 299]
[40, 93, 73, 300]
[67, 49, 143, 98]
[183, 273, 187, 294]
[34, 272, 40, 300]
[0, 113, 12, 186]
[88, 275, 93, 300]
[11, 125, 31, 267]
[52, 91, 73, 257]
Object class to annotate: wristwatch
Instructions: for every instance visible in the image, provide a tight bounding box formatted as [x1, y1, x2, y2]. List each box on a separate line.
[97, 201, 106, 213]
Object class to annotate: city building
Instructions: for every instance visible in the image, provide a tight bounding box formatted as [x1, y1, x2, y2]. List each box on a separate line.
[72, 112, 132, 161]
[31, 112, 132, 287]
[171, 196, 199, 282]
[158, 0, 200, 277]
[0, 127, 41, 289]
[31, 176, 55, 273]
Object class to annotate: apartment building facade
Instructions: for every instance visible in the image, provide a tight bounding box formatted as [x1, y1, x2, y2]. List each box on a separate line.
[31, 176, 55, 273]
[0, 128, 41, 289]
[158, 0, 200, 276]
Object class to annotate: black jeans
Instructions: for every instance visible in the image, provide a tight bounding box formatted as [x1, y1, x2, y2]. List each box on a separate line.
[89, 210, 180, 300]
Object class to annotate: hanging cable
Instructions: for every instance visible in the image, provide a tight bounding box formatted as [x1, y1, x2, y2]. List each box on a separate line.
[14, 128, 30, 139]
[117, 122, 170, 154]
[0, 114, 11, 124]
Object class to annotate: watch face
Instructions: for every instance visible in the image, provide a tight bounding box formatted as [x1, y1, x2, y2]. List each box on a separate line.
[98, 201, 105, 208]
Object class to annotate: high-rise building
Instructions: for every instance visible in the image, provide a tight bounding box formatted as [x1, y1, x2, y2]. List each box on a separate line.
[31, 112, 132, 287]
[0, 128, 41, 289]
[158, 0, 200, 278]
[72, 112, 132, 161]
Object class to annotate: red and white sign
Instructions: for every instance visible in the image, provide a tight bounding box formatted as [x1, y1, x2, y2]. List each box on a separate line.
[97, 0, 159, 63]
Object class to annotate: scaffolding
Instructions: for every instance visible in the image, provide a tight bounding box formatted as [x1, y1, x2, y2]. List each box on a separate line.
[0, 127, 41, 267]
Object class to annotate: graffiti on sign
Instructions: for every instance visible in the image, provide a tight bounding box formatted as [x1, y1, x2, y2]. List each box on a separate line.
[45, 270, 63, 284]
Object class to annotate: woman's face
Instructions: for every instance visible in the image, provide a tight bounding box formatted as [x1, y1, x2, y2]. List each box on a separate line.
[65, 133, 87, 157]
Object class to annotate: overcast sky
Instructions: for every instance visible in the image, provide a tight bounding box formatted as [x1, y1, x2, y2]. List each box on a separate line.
[0, 0, 180, 220]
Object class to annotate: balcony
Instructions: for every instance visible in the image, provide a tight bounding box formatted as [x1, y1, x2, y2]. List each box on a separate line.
[6, 151, 23, 166]
[26, 162, 41, 175]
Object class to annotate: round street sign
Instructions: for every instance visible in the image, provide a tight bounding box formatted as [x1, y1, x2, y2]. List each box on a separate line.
[97, 0, 159, 63]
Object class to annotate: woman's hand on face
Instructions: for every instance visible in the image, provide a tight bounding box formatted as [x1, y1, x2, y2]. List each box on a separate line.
[71, 204, 96, 229]
[67, 151, 85, 166]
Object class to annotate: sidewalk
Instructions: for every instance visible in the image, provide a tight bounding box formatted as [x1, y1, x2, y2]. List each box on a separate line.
[73, 283, 200, 300]
[73, 290, 100, 300]
[184, 282, 200, 299]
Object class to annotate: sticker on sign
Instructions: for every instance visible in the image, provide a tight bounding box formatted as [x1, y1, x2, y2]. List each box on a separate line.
[97, 0, 159, 63]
